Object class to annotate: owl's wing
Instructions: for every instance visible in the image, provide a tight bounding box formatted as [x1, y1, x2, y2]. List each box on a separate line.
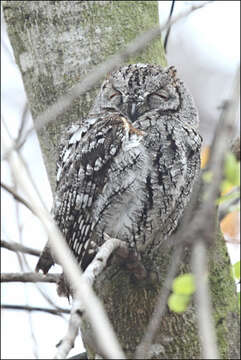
[36, 113, 127, 273]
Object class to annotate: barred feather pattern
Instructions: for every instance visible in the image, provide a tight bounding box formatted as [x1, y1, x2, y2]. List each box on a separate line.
[36, 64, 202, 276]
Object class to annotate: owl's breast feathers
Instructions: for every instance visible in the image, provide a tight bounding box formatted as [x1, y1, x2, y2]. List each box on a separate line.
[36, 64, 201, 279]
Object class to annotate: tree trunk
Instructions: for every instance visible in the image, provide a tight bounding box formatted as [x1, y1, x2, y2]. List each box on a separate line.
[3, 1, 240, 359]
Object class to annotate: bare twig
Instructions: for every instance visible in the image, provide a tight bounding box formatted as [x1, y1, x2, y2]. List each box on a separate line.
[191, 241, 219, 359]
[218, 186, 240, 222]
[1, 272, 60, 283]
[10, 174, 40, 359]
[204, 67, 240, 207]
[1, 181, 34, 214]
[82, 234, 129, 286]
[2, 120, 125, 359]
[18, 1, 212, 148]
[0, 237, 67, 314]
[54, 301, 82, 360]
[1, 239, 41, 257]
[1, 304, 70, 315]
[135, 66, 239, 360]
[55, 235, 129, 359]
[189, 67, 240, 359]
[17, 102, 29, 145]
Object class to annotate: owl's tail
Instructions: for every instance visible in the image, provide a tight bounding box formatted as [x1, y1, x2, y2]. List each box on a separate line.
[35, 241, 55, 274]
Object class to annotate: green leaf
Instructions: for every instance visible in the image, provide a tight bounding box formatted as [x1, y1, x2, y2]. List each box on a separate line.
[220, 179, 235, 194]
[216, 189, 240, 205]
[224, 152, 240, 186]
[168, 293, 190, 313]
[172, 273, 196, 295]
[233, 261, 240, 280]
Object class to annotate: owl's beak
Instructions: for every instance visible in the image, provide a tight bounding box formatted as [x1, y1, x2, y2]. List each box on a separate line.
[128, 102, 137, 122]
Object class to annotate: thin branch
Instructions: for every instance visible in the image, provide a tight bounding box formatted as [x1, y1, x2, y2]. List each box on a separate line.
[218, 186, 240, 222]
[1, 304, 70, 315]
[1, 239, 41, 257]
[55, 235, 129, 359]
[204, 67, 240, 207]
[17, 1, 212, 148]
[188, 67, 240, 359]
[1, 272, 60, 283]
[191, 241, 219, 359]
[54, 301, 82, 360]
[1, 181, 34, 214]
[1, 237, 67, 314]
[2, 117, 125, 359]
[82, 234, 129, 286]
[17, 102, 29, 145]
[135, 65, 239, 360]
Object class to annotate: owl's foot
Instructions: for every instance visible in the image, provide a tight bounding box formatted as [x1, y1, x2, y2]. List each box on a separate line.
[110, 245, 147, 280]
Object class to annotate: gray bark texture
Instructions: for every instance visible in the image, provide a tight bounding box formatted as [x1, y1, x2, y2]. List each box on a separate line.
[3, 1, 240, 359]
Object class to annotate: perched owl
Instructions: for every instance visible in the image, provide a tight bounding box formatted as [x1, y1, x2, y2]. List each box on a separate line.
[36, 64, 202, 281]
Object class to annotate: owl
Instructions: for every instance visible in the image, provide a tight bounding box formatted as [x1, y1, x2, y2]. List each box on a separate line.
[36, 64, 202, 282]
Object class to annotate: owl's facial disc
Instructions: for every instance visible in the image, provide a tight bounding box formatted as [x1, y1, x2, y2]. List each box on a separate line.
[91, 64, 181, 120]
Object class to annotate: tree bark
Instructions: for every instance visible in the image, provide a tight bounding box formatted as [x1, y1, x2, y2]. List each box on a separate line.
[3, 1, 240, 359]
[2, 0, 166, 191]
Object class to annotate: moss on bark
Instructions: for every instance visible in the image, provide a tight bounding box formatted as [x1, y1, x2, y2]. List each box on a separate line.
[3, 0, 165, 190]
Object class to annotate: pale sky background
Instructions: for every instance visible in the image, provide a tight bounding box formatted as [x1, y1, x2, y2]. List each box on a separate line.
[1, 2, 240, 359]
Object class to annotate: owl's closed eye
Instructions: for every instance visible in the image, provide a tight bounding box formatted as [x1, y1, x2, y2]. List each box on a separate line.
[91, 64, 181, 121]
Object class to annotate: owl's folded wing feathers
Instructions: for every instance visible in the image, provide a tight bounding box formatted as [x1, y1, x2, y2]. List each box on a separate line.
[35, 113, 130, 273]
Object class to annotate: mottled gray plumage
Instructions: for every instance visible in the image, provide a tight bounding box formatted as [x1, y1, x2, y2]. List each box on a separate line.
[36, 64, 202, 279]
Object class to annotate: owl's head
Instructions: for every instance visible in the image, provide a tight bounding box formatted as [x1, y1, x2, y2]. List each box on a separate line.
[91, 64, 183, 122]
